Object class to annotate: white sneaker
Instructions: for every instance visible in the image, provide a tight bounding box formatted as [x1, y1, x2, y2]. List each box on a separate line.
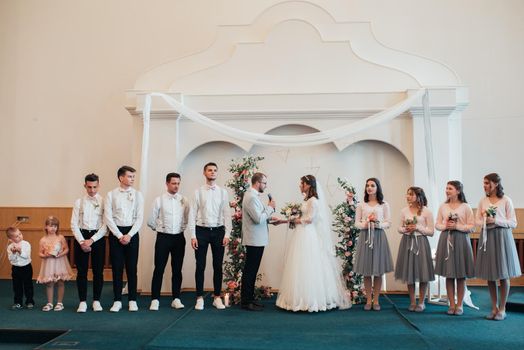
[212, 297, 226, 310]
[92, 300, 103, 312]
[171, 298, 184, 309]
[110, 301, 122, 312]
[128, 300, 138, 312]
[149, 299, 159, 311]
[77, 301, 87, 313]
[195, 298, 204, 310]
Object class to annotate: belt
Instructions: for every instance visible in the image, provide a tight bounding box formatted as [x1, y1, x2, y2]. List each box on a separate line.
[80, 229, 100, 234]
[196, 225, 224, 231]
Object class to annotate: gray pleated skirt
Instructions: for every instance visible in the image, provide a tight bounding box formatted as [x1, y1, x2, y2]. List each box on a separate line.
[434, 230, 475, 278]
[395, 235, 435, 284]
[475, 227, 522, 281]
[354, 228, 394, 276]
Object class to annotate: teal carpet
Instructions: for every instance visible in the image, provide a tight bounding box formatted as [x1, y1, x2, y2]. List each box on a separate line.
[0, 281, 523, 349]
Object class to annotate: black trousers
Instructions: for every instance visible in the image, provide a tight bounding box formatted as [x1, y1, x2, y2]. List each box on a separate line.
[12, 264, 34, 305]
[151, 232, 186, 300]
[75, 229, 106, 302]
[109, 226, 139, 301]
[240, 246, 265, 305]
[194, 226, 225, 297]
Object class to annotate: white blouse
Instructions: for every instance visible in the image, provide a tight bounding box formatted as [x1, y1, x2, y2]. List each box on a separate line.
[397, 206, 434, 236]
[435, 202, 475, 233]
[475, 195, 517, 229]
[355, 201, 391, 230]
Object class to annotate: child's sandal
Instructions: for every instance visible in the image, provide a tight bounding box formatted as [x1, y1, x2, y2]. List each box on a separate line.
[53, 303, 64, 311]
[42, 303, 53, 312]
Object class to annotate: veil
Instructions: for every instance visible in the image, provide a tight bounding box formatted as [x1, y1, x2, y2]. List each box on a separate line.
[315, 182, 352, 309]
[314, 184, 335, 256]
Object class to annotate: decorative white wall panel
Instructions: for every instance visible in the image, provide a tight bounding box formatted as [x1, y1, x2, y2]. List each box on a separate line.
[128, 1, 468, 293]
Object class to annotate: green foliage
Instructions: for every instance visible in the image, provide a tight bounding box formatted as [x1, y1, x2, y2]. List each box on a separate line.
[333, 178, 365, 304]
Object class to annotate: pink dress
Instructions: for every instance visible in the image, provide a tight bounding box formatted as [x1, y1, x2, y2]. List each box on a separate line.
[37, 240, 74, 283]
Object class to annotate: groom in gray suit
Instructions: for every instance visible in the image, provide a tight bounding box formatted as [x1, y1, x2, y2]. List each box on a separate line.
[240, 172, 278, 311]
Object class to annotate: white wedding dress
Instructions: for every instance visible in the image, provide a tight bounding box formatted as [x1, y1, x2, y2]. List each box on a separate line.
[276, 196, 351, 312]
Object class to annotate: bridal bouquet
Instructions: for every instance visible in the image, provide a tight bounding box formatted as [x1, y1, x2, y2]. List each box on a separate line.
[485, 205, 497, 218]
[280, 203, 302, 229]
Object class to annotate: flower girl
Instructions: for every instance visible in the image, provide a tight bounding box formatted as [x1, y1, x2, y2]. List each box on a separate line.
[37, 216, 74, 311]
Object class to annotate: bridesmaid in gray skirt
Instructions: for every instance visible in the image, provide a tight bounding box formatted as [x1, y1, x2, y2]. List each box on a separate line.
[395, 187, 435, 312]
[434, 181, 475, 316]
[475, 173, 521, 321]
[354, 178, 394, 311]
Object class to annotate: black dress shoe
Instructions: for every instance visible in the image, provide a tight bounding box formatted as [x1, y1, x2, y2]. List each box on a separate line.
[252, 301, 264, 308]
[241, 303, 263, 311]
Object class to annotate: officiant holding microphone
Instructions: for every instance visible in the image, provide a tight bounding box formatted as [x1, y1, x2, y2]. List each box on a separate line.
[240, 172, 282, 311]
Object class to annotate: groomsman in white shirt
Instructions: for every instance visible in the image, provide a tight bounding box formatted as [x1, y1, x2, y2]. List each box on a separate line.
[71, 173, 107, 313]
[104, 165, 144, 312]
[148, 172, 190, 311]
[189, 162, 232, 310]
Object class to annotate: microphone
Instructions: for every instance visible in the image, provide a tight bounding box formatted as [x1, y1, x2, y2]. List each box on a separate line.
[268, 193, 273, 201]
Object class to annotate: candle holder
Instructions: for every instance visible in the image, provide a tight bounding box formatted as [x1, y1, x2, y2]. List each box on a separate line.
[224, 293, 230, 307]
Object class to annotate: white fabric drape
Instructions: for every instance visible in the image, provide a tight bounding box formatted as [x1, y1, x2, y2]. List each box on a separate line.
[140, 88, 427, 196]
[140, 88, 426, 194]
[142, 89, 425, 148]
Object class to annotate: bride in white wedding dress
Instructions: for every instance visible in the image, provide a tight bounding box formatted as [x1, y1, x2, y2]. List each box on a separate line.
[276, 175, 351, 312]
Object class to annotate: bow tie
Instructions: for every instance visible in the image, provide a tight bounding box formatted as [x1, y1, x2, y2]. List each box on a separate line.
[167, 193, 179, 200]
[119, 188, 132, 193]
[206, 185, 217, 191]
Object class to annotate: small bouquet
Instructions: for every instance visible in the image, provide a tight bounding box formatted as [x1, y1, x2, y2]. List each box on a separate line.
[46, 243, 61, 257]
[404, 216, 418, 226]
[485, 206, 497, 218]
[367, 212, 380, 225]
[448, 212, 458, 222]
[280, 203, 302, 229]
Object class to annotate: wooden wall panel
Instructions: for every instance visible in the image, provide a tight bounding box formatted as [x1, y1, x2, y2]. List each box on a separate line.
[1, 207, 112, 280]
[2, 207, 523, 286]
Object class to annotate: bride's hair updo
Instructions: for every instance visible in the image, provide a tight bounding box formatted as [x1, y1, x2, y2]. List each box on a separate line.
[301, 175, 319, 200]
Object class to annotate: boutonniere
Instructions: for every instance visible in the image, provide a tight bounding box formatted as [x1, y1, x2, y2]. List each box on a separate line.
[92, 200, 100, 209]
[127, 191, 134, 201]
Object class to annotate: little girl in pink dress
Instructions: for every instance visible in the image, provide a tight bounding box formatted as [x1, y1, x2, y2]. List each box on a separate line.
[37, 216, 74, 311]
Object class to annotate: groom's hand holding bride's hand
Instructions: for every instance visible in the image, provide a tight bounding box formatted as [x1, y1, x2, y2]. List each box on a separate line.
[269, 216, 286, 225]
